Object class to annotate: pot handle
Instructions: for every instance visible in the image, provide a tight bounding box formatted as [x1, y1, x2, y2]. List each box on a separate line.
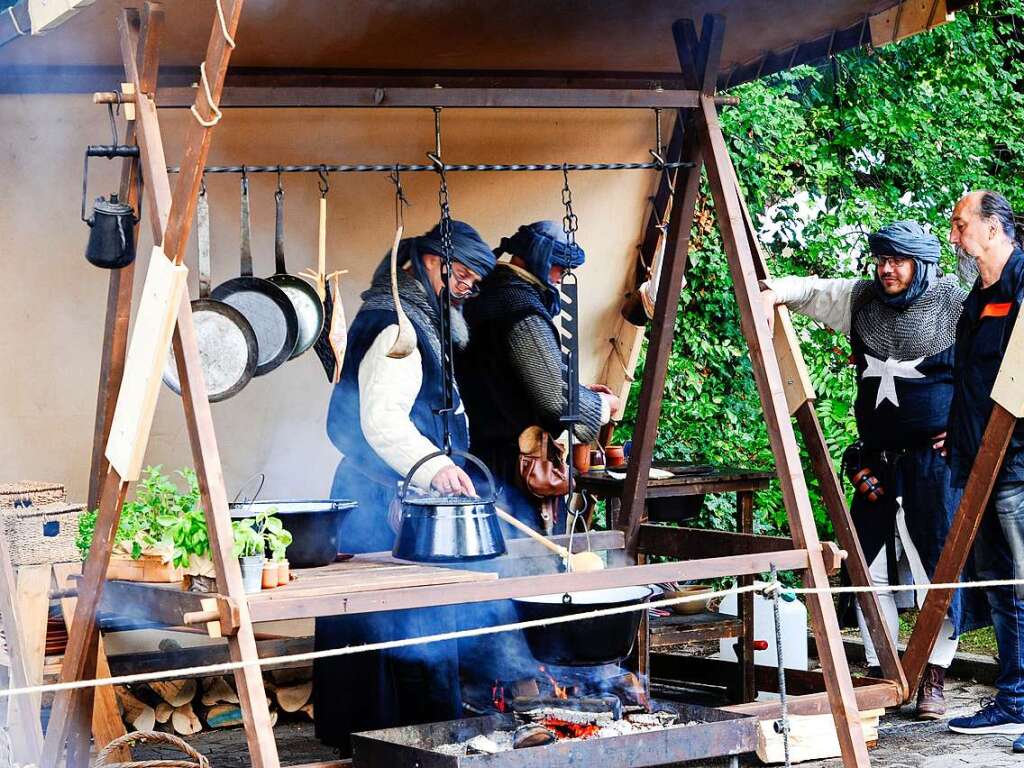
[399, 449, 496, 503]
[274, 184, 287, 275]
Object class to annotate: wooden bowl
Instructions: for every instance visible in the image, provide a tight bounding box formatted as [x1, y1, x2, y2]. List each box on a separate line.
[664, 585, 713, 615]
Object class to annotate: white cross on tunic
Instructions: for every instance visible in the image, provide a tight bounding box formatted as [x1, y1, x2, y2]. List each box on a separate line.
[861, 354, 925, 408]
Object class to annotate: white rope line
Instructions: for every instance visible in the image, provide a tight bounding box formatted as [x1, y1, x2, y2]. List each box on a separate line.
[190, 61, 223, 128]
[6, 6, 26, 36]
[214, 0, 236, 48]
[6, 574, 1024, 702]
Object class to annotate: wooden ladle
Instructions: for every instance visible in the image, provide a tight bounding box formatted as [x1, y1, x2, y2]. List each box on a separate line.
[386, 225, 417, 359]
[494, 507, 604, 572]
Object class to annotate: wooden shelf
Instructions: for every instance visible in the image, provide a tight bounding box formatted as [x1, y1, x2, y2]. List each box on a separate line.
[650, 611, 743, 647]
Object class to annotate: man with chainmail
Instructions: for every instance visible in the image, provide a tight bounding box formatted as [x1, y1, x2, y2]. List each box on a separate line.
[458, 220, 620, 530]
[761, 221, 988, 720]
[314, 221, 496, 755]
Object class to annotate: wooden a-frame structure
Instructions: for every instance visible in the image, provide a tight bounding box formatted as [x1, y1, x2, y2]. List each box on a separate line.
[28, 3, 943, 767]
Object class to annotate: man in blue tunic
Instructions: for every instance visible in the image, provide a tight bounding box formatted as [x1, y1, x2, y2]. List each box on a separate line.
[943, 191, 1024, 749]
[761, 221, 986, 719]
[314, 221, 496, 755]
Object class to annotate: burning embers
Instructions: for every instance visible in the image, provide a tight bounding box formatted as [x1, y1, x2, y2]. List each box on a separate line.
[444, 665, 682, 755]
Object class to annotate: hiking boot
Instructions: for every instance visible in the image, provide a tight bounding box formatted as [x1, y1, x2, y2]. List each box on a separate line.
[948, 698, 1024, 735]
[916, 664, 946, 720]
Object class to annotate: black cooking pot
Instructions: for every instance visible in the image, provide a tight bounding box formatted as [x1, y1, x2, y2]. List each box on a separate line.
[229, 499, 355, 567]
[512, 585, 656, 666]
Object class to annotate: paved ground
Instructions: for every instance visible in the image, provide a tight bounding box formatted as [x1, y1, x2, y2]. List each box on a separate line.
[132, 677, 1022, 767]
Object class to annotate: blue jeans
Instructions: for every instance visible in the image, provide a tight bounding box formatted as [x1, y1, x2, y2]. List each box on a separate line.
[975, 480, 1024, 717]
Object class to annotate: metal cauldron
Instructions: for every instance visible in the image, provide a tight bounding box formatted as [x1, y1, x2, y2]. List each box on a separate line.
[392, 450, 506, 563]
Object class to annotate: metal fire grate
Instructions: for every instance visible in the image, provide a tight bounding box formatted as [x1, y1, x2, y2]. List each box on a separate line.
[351, 702, 755, 768]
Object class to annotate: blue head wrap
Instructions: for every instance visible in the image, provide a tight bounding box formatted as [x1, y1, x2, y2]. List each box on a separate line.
[496, 220, 586, 313]
[379, 220, 495, 314]
[867, 220, 941, 309]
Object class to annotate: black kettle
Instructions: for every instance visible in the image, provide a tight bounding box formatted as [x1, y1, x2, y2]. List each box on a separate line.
[81, 145, 141, 269]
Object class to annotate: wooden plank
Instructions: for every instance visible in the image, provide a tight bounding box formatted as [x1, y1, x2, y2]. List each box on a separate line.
[992, 300, 1024, 416]
[250, 569, 498, 602]
[696, 91, 869, 766]
[737, 490, 757, 703]
[870, 0, 951, 46]
[14, 565, 49, 722]
[103, 247, 188, 481]
[638, 524, 796, 558]
[903, 404, 1017, 695]
[723, 683, 901, 721]
[774, 306, 816, 414]
[757, 710, 880, 764]
[53, 563, 129, 762]
[248, 549, 812, 622]
[0, 529, 44, 766]
[618, 16, 719, 554]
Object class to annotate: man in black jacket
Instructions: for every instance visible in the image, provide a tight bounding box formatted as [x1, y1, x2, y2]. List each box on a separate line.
[945, 191, 1024, 748]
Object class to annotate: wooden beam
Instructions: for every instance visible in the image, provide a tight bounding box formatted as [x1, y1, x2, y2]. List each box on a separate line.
[696, 89, 869, 766]
[638, 524, 796, 558]
[618, 16, 720, 555]
[903, 404, 1016, 694]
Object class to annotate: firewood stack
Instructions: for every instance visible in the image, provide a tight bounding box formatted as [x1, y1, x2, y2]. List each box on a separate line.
[114, 667, 313, 736]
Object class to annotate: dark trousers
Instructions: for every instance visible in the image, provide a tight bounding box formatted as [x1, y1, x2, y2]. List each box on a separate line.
[975, 480, 1024, 716]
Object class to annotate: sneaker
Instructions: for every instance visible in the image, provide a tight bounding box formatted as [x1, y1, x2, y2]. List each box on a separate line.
[1014, 733, 1024, 754]
[915, 664, 946, 720]
[948, 699, 1024, 735]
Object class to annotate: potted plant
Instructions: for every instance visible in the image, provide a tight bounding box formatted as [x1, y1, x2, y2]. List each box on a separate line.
[231, 517, 266, 594]
[265, 516, 293, 586]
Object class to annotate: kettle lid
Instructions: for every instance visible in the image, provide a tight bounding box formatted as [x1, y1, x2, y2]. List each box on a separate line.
[93, 194, 134, 216]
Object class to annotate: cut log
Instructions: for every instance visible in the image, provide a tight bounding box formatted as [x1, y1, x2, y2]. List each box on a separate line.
[117, 688, 155, 732]
[299, 702, 314, 721]
[275, 681, 313, 713]
[756, 709, 883, 764]
[268, 708, 278, 727]
[154, 702, 174, 724]
[201, 676, 239, 706]
[205, 704, 243, 729]
[170, 702, 202, 736]
[150, 678, 198, 707]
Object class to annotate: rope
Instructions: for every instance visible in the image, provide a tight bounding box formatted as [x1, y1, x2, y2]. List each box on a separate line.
[6, 6, 26, 36]
[7, 573, 1024, 701]
[770, 563, 792, 768]
[189, 61, 223, 128]
[165, 161, 694, 175]
[213, 0, 236, 49]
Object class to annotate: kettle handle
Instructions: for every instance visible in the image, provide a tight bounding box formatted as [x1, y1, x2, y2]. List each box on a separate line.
[81, 148, 144, 226]
[399, 449, 496, 503]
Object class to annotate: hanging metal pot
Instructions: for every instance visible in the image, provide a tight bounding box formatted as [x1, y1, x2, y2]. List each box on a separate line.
[81, 145, 141, 269]
[392, 450, 506, 563]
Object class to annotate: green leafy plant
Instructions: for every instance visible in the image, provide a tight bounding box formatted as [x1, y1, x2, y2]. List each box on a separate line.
[265, 514, 293, 562]
[231, 505, 288, 560]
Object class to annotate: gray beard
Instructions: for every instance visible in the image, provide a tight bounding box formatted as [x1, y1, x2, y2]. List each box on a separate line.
[450, 306, 469, 350]
[956, 245, 980, 289]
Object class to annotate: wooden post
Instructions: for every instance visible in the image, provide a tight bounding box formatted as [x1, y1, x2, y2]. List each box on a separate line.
[695, 79, 869, 765]
[736, 491, 756, 702]
[618, 16, 720, 555]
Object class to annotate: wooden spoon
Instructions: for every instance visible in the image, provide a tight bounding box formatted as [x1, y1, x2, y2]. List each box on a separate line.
[493, 507, 604, 572]
[385, 224, 417, 359]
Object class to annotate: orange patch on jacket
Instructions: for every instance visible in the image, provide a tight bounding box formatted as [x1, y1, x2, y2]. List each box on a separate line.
[981, 302, 1013, 319]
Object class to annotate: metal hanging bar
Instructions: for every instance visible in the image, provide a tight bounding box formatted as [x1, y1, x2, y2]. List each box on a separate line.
[165, 160, 694, 174]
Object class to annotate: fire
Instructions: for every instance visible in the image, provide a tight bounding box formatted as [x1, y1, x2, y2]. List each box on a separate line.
[491, 681, 507, 713]
[538, 665, 569, 700]
[542, 717, 600, 740]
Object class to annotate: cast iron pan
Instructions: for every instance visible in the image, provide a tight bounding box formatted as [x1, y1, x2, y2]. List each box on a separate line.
[163, 186, 258, 402]
[266, 185, 324, 359]
[211, 175, 298, 376]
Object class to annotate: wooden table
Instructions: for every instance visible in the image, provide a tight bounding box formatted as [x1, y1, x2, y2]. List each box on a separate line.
[575, 464, 773, 703]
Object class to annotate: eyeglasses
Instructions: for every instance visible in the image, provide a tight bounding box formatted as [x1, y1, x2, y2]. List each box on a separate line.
[873, 255, 910, 268]
[450, 264, 481, 298]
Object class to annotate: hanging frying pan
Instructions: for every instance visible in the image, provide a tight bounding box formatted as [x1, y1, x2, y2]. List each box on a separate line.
[266, 183, 324, 359]
[211, 174, 299, 376]
[163, 185, 258, 402]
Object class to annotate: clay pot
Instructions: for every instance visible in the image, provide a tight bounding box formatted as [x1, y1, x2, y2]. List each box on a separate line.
[572, 443, 592, 474]
[277, 559, 290, 586]
[262, 560, 279, 590]
[605, 445, 626, 468]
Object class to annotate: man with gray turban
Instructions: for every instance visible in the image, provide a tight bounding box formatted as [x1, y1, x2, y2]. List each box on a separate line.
[760, 221, 988, 719]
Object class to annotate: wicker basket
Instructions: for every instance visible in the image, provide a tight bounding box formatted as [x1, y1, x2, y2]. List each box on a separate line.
[0, 481, 65, 509]
[2, 502, 82, 566]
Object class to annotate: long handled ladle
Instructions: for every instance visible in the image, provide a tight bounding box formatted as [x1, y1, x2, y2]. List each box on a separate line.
[493, 507, 604, 572]
[386, 224, 418, 359]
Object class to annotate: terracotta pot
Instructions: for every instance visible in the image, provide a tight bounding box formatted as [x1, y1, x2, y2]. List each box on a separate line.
[605, 445, 626, 467]
[277, 559, 290, 586]
[261, 560, 279, 590]
[572, 443, 592, 474]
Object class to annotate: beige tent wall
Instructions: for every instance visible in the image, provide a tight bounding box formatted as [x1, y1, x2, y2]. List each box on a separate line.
[0, 95, 655, 503]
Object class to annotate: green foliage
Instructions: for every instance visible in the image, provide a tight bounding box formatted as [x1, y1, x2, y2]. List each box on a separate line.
[619, 0, 1024, 543]
[76, 466, 207, 568]
[231, 504, 287, 559]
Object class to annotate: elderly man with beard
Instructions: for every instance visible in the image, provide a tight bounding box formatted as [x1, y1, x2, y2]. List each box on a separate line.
[761, 221, 987, 719]
[944, 192, 1024, 748]
[313, 221, 496, 756]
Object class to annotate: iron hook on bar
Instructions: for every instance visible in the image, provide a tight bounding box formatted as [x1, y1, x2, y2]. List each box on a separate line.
[317, 164, 329, 197]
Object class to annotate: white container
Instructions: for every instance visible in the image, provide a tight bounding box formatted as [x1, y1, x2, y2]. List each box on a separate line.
[716, 581, 808, 671]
